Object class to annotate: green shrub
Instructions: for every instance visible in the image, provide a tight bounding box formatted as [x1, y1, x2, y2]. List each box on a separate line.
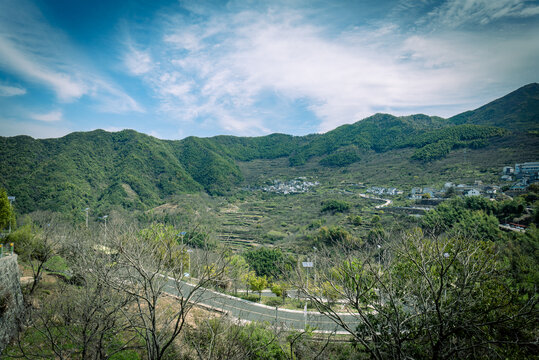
[321, 200, 350, 214]
[265, 230, 287, 242]
[240, 294, 260, 302]
[316, 226, 352, 246]
[265, 298, 283, 307]
[349, 215, 362, 226]
[319, 146, 361, 167]
[44, 255, 69, 273]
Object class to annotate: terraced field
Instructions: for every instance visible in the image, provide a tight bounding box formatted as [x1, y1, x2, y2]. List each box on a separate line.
[150, 159, 416, 253]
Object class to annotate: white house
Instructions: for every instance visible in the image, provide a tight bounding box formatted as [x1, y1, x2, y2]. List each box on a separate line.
[464, 189, 481, 197]
[503, 166, 514, 175]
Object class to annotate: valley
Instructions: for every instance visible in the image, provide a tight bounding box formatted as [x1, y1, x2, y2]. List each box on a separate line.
[1, 83, 538, 359]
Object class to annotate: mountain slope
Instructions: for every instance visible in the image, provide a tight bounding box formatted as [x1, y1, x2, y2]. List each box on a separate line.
[288, 114, 507, 165]
[0, 83, 537, 214]
[450, 83, 539, 131]
[0, 130, 204, 213]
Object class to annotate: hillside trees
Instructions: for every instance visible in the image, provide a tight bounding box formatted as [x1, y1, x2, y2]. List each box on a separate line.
[179, 229, 217, 250]
[422, 197, 500, 238]
[319, 146, 361, 167]
[300, 230, 538, 359]
[107, 224, 229, 360]
[320, 199, 350, 214]
[9, 213, 64, 294]
[248, 274, 268, 301]
[315, 226, 353, 246]
[15, 239, 134, 360]
[0, 187, 15, 231]
[11, 222, 137, 360]
[409, 125, 507, 161]
[10, 220, 231, 360]
[185, 318, 286, 360]
[243, 247, 294, 279]
[225, 254, 250, 295]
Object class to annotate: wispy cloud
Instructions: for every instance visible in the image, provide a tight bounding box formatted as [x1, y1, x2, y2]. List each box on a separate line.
[124, 46, 153, 75]
[0, 35, 87, 101]
[102, 126, 126, 133]
[421, 0, 539, 27]
[126, 3, 536, 134]
[0, 0, 143, 112]
[0, 84, 26, 96]
[30, 110, 63, 122]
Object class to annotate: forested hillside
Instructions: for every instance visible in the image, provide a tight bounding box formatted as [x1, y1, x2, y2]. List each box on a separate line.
[450, 83, 539, 131]
[0, 83, 537, 214]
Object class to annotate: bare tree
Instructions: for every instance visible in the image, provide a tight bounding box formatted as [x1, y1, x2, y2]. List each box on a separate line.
[298, 229, 538, 359]
[11, 225, 138, 360]
[185, 315, 287, 360]
[14, 213, 64, 295]
[106, 223, 230, 360]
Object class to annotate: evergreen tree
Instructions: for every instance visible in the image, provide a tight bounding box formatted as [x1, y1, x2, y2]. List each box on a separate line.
[0, 188, 14, 231]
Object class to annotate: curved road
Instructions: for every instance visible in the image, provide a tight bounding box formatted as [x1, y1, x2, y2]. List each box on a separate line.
[358, 193, 392, 209]
[163, 277, 360, 332]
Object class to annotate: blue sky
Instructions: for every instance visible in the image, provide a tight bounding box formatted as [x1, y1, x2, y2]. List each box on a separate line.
[0, 0, 538, 139]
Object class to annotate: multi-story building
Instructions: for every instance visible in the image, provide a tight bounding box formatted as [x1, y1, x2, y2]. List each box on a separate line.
[515, 162, 539, 176]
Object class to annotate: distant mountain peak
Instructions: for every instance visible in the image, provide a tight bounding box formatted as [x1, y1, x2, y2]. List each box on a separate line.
[449, 83, 539, 131]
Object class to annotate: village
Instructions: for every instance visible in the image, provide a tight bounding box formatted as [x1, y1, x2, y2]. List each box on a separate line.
[259, 178, 320, 194]
[407, 161, 539, 200]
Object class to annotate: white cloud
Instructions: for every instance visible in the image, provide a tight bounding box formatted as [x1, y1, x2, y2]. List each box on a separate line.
[30, 110, 63, 122]
[92, 79, 145, 114]
[129, 2, 539, 135]
[0, 84, 26, 96]
[0, 0, 143, 112]
[423, 0, 539, 28]
[101, 126, 126, 132]
[0, 36, 87, 102]
[125, 46, 153, 75]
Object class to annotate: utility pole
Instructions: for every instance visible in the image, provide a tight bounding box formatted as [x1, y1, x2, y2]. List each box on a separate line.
[313, 247, 317, 288]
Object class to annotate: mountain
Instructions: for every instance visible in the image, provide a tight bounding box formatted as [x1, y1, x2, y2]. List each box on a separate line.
[450, 83, 539, 131]
[0, 83, 537, 214]
[0, 130, 202, 213]
[287, 114, 507, 165]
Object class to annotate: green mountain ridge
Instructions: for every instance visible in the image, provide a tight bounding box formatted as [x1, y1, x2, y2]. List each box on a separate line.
[1, 83, 538, 214]
[450, 83, 539, 131]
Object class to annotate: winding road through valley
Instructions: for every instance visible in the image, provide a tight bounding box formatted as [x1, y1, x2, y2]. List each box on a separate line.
[163, 276, 360, 333]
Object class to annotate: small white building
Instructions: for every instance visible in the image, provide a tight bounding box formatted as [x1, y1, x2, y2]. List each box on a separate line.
[503, 166, 514, 175]
[464, 189, 481, 197]
[410, 187, 423, 199]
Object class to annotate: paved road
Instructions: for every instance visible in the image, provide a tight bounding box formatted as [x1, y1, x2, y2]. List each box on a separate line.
[163, 277, 360, 332]
[499, 223, 526, 233]
[358, 193, 392, 209]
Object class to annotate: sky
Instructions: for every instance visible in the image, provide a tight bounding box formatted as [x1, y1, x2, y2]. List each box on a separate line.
[0, 0, 538, 139]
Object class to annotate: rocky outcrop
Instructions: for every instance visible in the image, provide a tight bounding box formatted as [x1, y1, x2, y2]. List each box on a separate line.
[0, 255, 24, 355]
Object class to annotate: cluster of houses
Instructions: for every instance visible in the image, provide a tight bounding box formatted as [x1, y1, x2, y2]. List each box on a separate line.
[500, 162, 539, 190]
[261, 178, 319, 194]
[366, 186, 403, 196]
[409, 181, 500, 200]
[406, 162, 539, 200]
